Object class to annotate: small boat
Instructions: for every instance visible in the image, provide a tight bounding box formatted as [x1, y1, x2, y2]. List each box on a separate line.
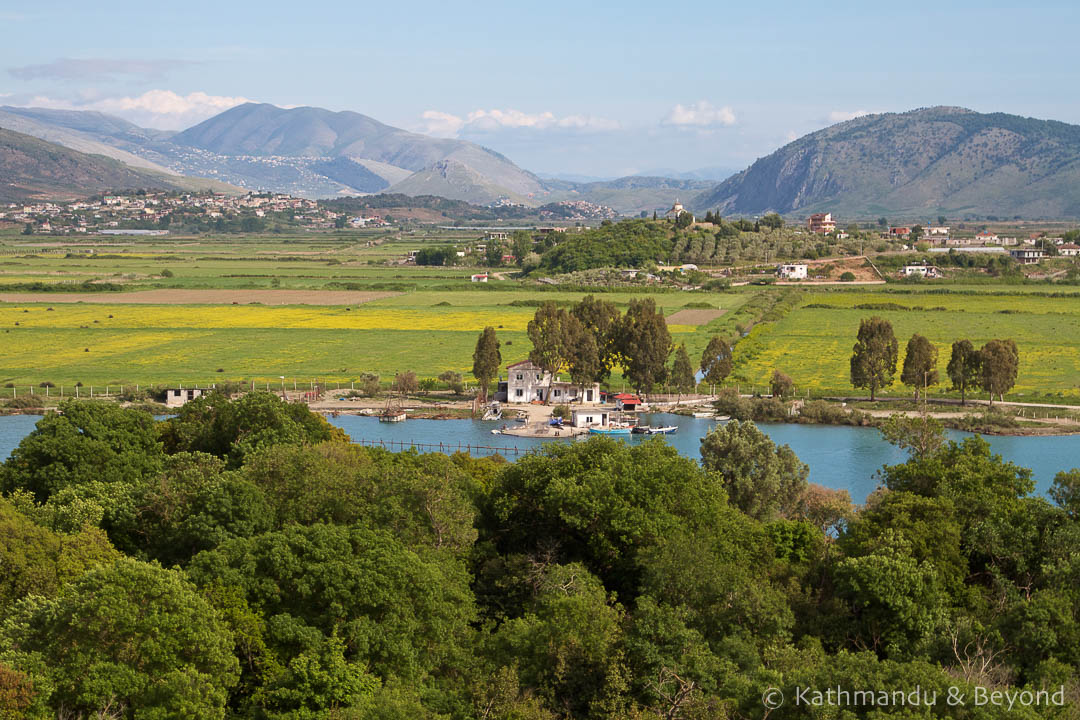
[379, 396, 406, 422]
[714, 415, 731, 421]
[589, 425, 632, 435]
[647, 426, 678, 435]
[630, 425, 651, 434]
[692, 411, 715, 419]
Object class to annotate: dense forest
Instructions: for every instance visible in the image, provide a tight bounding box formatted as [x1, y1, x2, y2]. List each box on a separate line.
[0, 394, 1077, 719]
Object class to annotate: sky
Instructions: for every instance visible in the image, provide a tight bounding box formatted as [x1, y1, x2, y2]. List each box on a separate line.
[2, 0, 1079, 178]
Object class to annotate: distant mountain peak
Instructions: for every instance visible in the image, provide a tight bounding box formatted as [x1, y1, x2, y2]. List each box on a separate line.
[693, 107, 1080, 219]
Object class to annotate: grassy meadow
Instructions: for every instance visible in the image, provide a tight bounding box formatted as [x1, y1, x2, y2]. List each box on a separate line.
[732, 289, 1080, 400]
[3, 231, 1080, 400]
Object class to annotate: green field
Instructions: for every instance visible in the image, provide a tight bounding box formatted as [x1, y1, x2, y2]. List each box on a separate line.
[732, 289, 1080, 400]
[3, 232, 1080, 399]
[0, 289, 749, 387]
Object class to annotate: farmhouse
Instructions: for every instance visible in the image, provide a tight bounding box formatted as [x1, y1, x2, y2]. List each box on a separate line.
[807, 213, 836, 234]
[1010, 247, 1045, 264]
[925, 225, 950, 236]
[901, 263, 939, 278]
[470, 273, 489, 282]
[165, 388, 207, 408]
[976, 231, 1000, 244]
[888, 226, 911, 238]
[776, 263, 808, 280]
[1058, 243, 1080, 257]
[499, 360, 601, 404]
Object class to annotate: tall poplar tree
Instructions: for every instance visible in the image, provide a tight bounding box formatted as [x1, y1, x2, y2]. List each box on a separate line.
[900, 333, 939, 400]
[472, 326, 501, 402]
[617, 298, 672, 396]
[849, 316, 898, 401]
[946, 339, 980, 405]
[700, 335, 733, 393]
[670, 343, 696, 401]
[979, 338, 1019, 406]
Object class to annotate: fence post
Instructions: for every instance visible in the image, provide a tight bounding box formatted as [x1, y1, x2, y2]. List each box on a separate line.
[90, 386, 93, 398]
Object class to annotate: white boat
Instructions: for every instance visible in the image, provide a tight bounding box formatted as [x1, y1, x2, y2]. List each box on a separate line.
[692, 411, 715, 418]
[647, 426, 678, 434]
[379, 411, 406, 423]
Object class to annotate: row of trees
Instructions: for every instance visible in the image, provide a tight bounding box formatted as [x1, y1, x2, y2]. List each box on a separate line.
[0, 394, 1077, 718]
[851, 316, 1019, 403]
[472, 297, 740, 402]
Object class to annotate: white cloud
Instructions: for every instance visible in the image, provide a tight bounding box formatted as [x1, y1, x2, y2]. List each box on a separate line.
[6, 89, 251, 130]
[416, 108, 619, 137]
[828, 109, 872, 123]
[663, 101, 736, 127]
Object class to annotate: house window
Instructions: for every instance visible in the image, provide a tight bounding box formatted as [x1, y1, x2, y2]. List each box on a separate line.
[554, 389, 561, 397]
[516, 374, 523, 380]
[536, 374, 541, 380]
[586, 390, 593, 401]
[515, 389, 523, 397]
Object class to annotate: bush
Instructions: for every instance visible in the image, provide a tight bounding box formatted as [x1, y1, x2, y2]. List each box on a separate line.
[839, 271, 856, 281]
[160, 269, 174, 278]
[551, 404, 570, 418]
[714, 387, 753, 420]
[358, 373, 380, 397]
[438, 371, 465, 395]
[5, 395, 41, 409]
[798, 400, 851, 425]
[393, 371, 418, 395]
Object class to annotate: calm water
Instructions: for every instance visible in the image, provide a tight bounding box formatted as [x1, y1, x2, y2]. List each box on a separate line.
[1, 413, 1076, 504]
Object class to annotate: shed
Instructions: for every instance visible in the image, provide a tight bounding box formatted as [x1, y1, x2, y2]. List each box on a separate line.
[571, 409, 610, 428]
[614, 393, 642, 411]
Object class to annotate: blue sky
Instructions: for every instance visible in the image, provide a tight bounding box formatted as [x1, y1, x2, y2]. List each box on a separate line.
[2, 0, 1079, 177]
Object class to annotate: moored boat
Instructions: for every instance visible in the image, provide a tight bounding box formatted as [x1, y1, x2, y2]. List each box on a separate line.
[647, 426, 678, 434]
[589, 425, 632, 435]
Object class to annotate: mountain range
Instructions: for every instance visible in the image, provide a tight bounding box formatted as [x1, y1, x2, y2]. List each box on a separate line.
[693, 106, 1080, 219]
[0, 126, 235, 202]
[5, 103, 1080, 219]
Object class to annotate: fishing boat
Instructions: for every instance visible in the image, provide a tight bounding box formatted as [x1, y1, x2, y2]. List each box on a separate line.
[647, 426, 678, 434]
[588, 424, 632, 435]
[630, 425, 651, 434]
[378, 396, 406, 423]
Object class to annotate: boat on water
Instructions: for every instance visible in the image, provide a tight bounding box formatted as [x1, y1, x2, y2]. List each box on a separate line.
[631, 425, 651, 434]
[692, 411, 715, 419]
[482, 401, 502, 421]
[589, 425, 632, 435]
[647, 426, 678, 434]
[378, 396, 407, 423]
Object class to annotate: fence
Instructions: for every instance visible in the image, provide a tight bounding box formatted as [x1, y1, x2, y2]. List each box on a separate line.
[352, 437, 541, 458]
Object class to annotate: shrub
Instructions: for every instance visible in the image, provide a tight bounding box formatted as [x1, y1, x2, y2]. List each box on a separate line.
[840, 271, 856, 281]
[551, 404, 570, 419]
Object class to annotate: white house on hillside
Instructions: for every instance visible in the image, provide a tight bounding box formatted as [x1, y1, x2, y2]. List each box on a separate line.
[777, 263, 808, 280]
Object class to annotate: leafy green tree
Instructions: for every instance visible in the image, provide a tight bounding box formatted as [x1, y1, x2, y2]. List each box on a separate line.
[0, 498, 118, 608]
[834, 536, 949, 657]
[1049, 469, 1080, 519]
[478, 437, 730, 605]
[849, 316, 898, 401]
[760, 212, 784, 230]
[669, 343, 696, 399]
[946, 339, 981, 405]
[128, 452, 274, 567]
[187, 522, 475, 684]
[617, 298, 672, 396]
[511, 231, 533, 267]
[979, 338, 1019, 405]
[0, 401, 164, 502]
[571, 295, 621, 382]
[1, 558, 239, 719]
[489, 563, 630, 718]
[769, 369, 795, 399]
[699, 335, 732, 393]
[879, 412, 946, 460]
[527, 302, 575, 403]
[472, 326, 501, 402]
[485, 239, 504, 266]
[699, 420, 808, 520]
[160, 391, 346, 467]
[900, 333, 939, 400]
[566, 322, 602, 396]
